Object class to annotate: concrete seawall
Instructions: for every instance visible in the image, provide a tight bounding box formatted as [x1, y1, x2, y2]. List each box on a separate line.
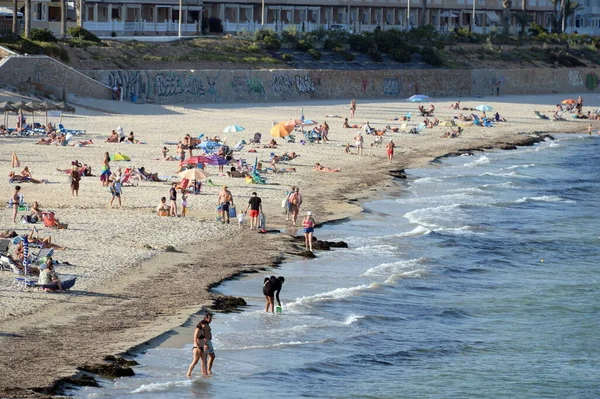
[0, 55, 113, 100]
[82, 67, 600, 104]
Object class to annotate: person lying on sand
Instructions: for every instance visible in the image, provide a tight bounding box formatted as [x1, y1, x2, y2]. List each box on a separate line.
[385, 125, 400, 133]
[71, 139, 93, 147]
[269, 160, 296, 174]
[9, 170, 43, 184]
[314, 162, 340, 173]
[27, 226, 67, 250]
[441, 127, 462, 138]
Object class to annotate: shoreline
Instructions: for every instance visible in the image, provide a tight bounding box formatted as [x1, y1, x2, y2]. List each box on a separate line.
[0, 93, 594, 398]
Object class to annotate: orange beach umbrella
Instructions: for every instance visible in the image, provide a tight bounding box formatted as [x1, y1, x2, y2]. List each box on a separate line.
[561, 99, 576, 105]
[270, 123, 293, 138]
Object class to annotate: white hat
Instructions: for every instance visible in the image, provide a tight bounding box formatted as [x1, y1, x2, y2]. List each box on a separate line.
[307, 211, 312, 216]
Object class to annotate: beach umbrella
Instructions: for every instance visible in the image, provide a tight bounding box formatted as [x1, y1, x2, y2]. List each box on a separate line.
[283, 118, 303, 127]
[0, 101, 16, 127]
[561, 99, 576, 105]
[111, 153, 131, 161]
[475, 104, 493, 112]
[178, 168, 210, 181]
[182, 155, 211, 166]
[271, 122, 293, 138]
[54, 101, 76, 124]
[222, 124, 245, 133]
[197, 141, 222, 153]
[439, 120, 456, 127]
[205, 154, 228, 166]
[11, 101, 33, 129]
[301, 119, 318, 127]
[407, 95, 431, 103]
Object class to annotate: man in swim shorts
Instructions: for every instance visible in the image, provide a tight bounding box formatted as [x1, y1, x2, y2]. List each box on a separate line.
[217, 185, 234, 223]
[263, 275, 285, 313]
[244, 192, 263, 230]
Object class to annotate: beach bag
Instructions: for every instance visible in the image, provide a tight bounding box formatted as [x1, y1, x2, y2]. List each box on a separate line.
[215, 206, 222, 222]
[281, 198, 287, 208]
[229, 205, 237, 218]
[259, 214, 266, 230]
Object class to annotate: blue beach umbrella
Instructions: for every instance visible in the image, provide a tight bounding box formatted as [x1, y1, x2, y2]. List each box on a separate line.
[407, 95, 431, 103]
[222, 125, 245, 133]
[475, 104, 493, 112]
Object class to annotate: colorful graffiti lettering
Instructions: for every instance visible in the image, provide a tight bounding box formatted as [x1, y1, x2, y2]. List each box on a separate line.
[247, 77, 265, 96]
[585, 72, 599, 91]
[295, 74, 317, 96]
[383, 78, 401, 96]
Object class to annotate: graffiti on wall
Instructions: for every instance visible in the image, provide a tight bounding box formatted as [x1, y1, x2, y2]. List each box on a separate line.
[231, 76, 265, 97]
[105, 71, 220, 103]
[247, 77, 265, 96]
[585, 72, 599, 91]
[383, 78, 401, 96]
[270, 74, 294, 99]
[295, 74, 318, 96]
[568, 70, 584, 87]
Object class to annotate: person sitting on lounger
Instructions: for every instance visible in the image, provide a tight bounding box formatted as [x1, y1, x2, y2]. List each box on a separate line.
[27, 227, 66, 250]
[138, 167, 162, 182]
[73, 139, 94, 146]
[39, 257, 62, 291]
[127, 131, 136, 143]
[449, 101, 460, 110]
[106, 130, 119, 143]
[363, 122, 375, 134]
[494, 112, 507, 122]
[314, 163, 340, 172]
[268, 139, 277, 148]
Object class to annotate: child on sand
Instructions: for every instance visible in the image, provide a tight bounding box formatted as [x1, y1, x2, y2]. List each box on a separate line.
[181, 190, 188, 217]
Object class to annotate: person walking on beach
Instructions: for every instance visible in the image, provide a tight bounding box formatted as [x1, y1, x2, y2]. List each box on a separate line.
[70, 167, 81, 197]
[109, 177, 122, 208]
[10, 186, 21, 223]
[302, 211, 315, 252]
[288, 187, 303, 226]
[284, 185, 296, 221]
[263, 275, 285, 313]
[217, 185, 234, 224]
[202, 313, 215, 375]
[350, 99, 356, 118]
[181, 190, 188, 217]
[386, 139, 396, 163]
[244, 192, 263, 230]
[169, 183, 178, 217]
[186, 319, 208, 377]
[354, 132, 364, 156]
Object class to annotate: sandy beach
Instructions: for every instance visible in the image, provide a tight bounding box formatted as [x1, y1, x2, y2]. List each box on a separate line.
[0, 92, 596, 397]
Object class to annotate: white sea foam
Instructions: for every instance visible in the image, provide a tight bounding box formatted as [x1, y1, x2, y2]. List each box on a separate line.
[463, 155, 490, 167]
[480, 171, 533, 179]
[504, 163, 535, 170]
[412, 177, 442, 185]
[354, 244, 397, 254]
[482, 181, 518, 189]
[343, 314, 364, 325]
[131, 380, 192, 394]
[404, 204, 463, 228]
[221, 340, 325, 351]
[434, 225, 484, 236]
[382, 225, 431, 239]
[385, 268, 428, 284]
[287, 284, 374, 309]
[515, 196, 575, 204]
[362, 257, 427, 277]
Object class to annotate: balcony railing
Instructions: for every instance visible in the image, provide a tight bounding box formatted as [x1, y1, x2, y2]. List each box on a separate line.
[83, 19, 198, 33]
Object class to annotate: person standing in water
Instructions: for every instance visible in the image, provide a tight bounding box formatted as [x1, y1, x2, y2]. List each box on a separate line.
[202, 313, 215, 375]
[302, 211, 315, 252]
[263, 275, 285, 313]
[186, 319, 208, 377]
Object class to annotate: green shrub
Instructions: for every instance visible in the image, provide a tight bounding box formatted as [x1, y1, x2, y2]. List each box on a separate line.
[247, 44, 260, 53]
[308, 48, 321, 60]
[66, 38, 102, 48]
[68, 26, 101, 43]
[392, 47, 411, 63]
[343, 51, 355, 61]
[38, 41, 69, 62]
[281, 30, 297, 43]
[296, 39, 312, 52]
[348, 34, 371, 52]
[263, 36, 281, 50]
[29, 28, 57, 42]
[255, 29, 277, 42]
[420, 47, 443, 67]
[281, 53, 293, 61]
[367, 46, 383, 62]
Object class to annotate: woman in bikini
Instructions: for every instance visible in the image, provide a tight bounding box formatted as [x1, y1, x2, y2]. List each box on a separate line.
[186, 319, 208, 376]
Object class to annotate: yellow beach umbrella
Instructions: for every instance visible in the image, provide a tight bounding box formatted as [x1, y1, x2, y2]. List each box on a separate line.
[270, 123, 294, 138]
[111, 153, 131, 161]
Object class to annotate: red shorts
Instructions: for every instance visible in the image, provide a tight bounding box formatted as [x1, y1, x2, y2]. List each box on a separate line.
[387, 148, 394, 155]
[249, 209, 259, 217]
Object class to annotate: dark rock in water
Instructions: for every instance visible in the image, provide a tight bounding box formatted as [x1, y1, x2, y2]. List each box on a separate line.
[212, 296, 247, 313]
[313, 240, 349, 250]
[298, 250, 317, 258]
[104, 355, 139, 367]
[79, 363, 135, 378]
[324, 240, 349, 248]
[499, 144, 518, 150]
[59, 374, 100, 388]
[389, 169, 407, 178]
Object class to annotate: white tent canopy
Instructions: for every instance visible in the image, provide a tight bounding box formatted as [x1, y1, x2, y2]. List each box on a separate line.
[0, 7, 23, 17]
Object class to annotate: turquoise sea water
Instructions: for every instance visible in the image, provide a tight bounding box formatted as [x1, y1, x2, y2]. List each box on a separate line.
[76, 134, 600, 398]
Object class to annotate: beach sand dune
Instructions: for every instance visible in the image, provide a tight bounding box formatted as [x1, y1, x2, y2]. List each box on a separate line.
[0, 93, 595, 396]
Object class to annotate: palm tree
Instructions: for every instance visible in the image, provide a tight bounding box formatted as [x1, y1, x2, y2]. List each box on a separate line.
[548, 0, 561, 32]
[420, 0, 427, 27]
[514, 11, 533, 36]
[60, 0, 66, 38]
[24, 0, 30, 37]
[563, 0, 583, 32]
[502, 0, 512, 35]
[12, 0, 17, 33]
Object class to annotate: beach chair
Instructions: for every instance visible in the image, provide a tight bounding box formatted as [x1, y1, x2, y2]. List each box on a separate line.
[41, 212, 67, 229]
[0, 239, 11, 272]
[534, 111, 549, 120]
[372, 136, 384, 147]
[286, 134, 296, 143]
[36, 276, 77, 291]
[405, 112, 412, 121]
[29, 247, 54, 265]
[409, 123, 426, 134]
[250, 132, 262, 144]
[400, 122, 409, 133]
[472, 115, 483, 126]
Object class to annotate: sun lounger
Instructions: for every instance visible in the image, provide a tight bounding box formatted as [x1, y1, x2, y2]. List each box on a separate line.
[534, 111, 549, 120]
